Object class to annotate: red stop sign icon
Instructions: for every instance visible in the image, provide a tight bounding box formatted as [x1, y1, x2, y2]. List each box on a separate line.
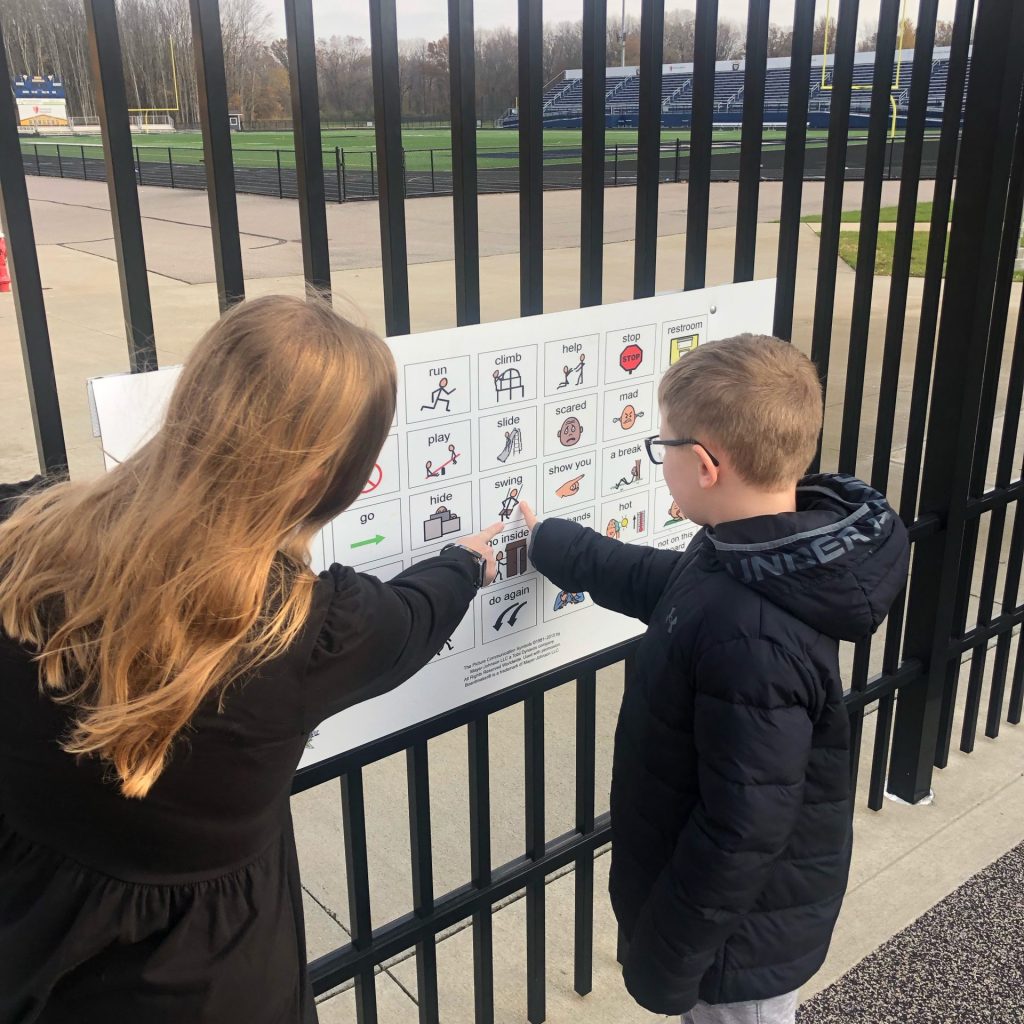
[620, 343, 644, 374]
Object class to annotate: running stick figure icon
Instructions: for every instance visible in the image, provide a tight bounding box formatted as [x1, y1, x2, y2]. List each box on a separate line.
[421, 377, 455, 412]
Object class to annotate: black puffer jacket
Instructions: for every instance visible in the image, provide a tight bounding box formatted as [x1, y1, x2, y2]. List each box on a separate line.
[530, 474, 909, 1014]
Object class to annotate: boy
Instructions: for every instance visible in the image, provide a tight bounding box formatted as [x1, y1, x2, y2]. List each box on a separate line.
[522, 335, 909, 1023]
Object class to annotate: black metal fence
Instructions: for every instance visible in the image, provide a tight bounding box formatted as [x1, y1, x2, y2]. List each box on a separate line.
[18, 134, 949, 201]
[2, 0, 1024, 1021]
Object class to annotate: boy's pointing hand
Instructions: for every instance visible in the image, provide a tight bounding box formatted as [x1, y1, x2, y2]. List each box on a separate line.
[520, 501, 540, 532]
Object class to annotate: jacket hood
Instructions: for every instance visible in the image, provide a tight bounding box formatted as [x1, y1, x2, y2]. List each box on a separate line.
[701, 474, 910, 642]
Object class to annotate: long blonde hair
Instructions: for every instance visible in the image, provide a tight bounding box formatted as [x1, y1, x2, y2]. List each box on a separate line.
[0, 295, 396, 798]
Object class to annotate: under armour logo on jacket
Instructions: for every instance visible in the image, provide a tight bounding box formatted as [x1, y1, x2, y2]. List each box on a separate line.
[666, 607, 678, 634]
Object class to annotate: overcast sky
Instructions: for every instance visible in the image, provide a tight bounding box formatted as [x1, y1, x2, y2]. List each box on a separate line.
[269, 1, 962, 46]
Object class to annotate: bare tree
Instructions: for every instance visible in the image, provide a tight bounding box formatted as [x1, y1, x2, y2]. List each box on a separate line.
[766, 23, 793, 58]
[934, 19, 955, 46]
[715, 21, 745, 60]
[812, 16, 837, 55]
[664, 10, 696, 63]
[476, 27, 517, 121]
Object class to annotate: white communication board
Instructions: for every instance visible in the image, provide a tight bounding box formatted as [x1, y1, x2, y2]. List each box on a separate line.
[89, 278, 776, 764]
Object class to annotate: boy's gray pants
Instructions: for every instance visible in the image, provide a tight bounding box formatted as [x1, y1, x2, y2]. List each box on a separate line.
[681, 988, 799, 1024]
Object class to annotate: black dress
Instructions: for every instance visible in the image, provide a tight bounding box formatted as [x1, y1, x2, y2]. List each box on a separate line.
[0, 480, 479, 1024]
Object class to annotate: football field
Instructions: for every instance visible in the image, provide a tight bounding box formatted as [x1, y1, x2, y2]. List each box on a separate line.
[22, 125, 846, 174]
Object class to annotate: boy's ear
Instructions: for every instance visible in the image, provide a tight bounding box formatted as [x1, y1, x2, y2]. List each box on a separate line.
[695, 445, 720, 489]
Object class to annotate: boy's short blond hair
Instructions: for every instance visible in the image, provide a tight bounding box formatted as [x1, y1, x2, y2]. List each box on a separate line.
[658, 334, 823, 489]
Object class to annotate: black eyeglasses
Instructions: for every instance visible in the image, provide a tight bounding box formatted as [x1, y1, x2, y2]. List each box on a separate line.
[644, 434, 720, 467]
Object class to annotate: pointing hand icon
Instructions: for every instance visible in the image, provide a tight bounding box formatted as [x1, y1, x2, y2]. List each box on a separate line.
[555, 474, 585, 498]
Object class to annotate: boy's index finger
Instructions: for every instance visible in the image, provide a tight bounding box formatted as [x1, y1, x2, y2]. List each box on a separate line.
[483, 521, 504, 538]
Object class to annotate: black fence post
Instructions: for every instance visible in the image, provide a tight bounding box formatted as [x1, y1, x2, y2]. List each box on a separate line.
[369, 149, 376, 196]
[772, 0, 819, 339]
[335, 146, 341, 202]
[430, 148, 435, 192]
[580, 0, 607, 307]
[633, 0, 666, 298]
[518, 0, 542, 318]
[0, 20, 68, 473]
[341, 147, 347, 200]
[685, 0, 718, 291]
[81, 143, 87, 179]
[444, 0, 483, 321]
[190, 0, 245, 309]
[134, 144, 142, 184]
[56, 145, 64, 178]
[734, 0, 770, 282]
[84, 0, 157, 371]
[368, 0, 411, 333]
[888, 0, 1024, 803]
[33, 143, 40, 174]
[284, 0, 332, 293]
[167, 146, 175, 188]
[614, 143, 619, 185]
[276, 148, 283, 198]
[674, 136, 681, 181]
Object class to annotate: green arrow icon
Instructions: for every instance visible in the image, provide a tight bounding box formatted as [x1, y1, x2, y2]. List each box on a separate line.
[351, 534, 385, 549]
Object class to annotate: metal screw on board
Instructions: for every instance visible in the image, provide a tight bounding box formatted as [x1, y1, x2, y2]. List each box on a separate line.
[709, 304, 717, 314]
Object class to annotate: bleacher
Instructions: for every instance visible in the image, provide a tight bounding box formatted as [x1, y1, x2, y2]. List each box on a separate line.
[498, 45, 968, 128]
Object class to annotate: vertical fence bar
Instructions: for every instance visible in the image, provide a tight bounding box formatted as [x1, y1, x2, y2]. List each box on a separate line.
[808, 0, 859, 422]
[335, 147, 342, 202]
[430, 148, 435, 193]
[524, 692, 546, 1024]
[0, 24, 68, 474]
[341, 148, 347, 201]
[81, 144, 87, 179]
[369, 0, 411, 335]
[167, 147, 175, 188]
[56, 146, 63, 178]
[341, 769, 378, 1024]
[580, 0, 606, 308]
[837, 0, 901, 475]
[468, 718, 494, 1024]
[276, 149, 283, 198]
[573, 670, 597, 996]
[34, 144, 40, 174]
[772, 0, 815, 339]
[894, 0, 975, 524]
[987, 294, 1024, 737]
[956, 117, 1024, 755]
[870, 0, 940, 492]
[934, 97, 1024, 765]
[733, 0, 769, 283]
[888, 0, 1024, 804]
[189, 0, 244, 309]
[284, 0, 331, 294]
[450, 0, 481, 325]
[518, 0, 543, 317]
[1011, 632, 1024, 726]
[370, 151, 376, 197]
[84, 0, 156, 371]
[633, 0, 665, 298]
[407, 742, 439, 1023]
[135, 145, 142, 185]
[867, 691, 896, 811]
[684, 0, 717, 291]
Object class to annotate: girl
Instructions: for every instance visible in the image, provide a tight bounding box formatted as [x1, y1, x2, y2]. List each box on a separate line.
[0, 295, 500, 1024]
